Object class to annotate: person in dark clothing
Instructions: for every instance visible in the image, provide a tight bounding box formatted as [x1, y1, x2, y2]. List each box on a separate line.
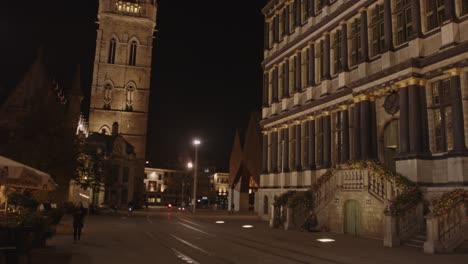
[302, 211, 319, 232]
[73, 202, 86, 243]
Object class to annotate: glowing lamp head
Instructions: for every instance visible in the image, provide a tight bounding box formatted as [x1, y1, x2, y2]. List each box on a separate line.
[187, 162, 193, 169]
[193, 139, 201, 146]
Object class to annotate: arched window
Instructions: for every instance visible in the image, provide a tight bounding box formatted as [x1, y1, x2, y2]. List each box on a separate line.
[128, 41, 137, 66]
[108, 38, 116, 64]
[125, 84, 135, 111]
[103, 83, 112, 109]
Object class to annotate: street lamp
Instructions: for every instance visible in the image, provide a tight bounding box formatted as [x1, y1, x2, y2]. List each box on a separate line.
[192, 139, 201, 213]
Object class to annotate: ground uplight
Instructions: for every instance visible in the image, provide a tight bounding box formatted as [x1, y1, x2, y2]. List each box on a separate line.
[316, 238, 335, 243]
[215, 221, 225, 224]
[242, 225, 254, 228]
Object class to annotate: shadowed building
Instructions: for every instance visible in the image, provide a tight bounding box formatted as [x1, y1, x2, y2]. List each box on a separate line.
[260, 0, 468, 248]
[229, 112, 262, 212]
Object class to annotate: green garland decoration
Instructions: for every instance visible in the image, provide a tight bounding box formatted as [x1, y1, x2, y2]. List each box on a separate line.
[275, 160, 422, 215]
[431, 188, 467, 217]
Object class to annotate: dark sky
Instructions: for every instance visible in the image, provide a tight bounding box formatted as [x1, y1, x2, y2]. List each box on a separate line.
[1, 0, 267, 171]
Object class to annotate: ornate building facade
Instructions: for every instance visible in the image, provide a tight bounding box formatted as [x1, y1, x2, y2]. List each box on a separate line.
[88, 0, 157, 161]
[259, 0, 468, 242]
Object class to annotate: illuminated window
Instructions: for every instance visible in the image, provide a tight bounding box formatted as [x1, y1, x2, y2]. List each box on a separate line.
[129, 41, 137, 66]
[431, 79, 453, 153]
[125, 85, 135, 111]
[395, 0, 413, 45]
[463, 0, 468, 16]
[333, 29, 343, 74]
[332, 112, 343, 165]
[425, 0, 445, 31]
[371, 4, 385, 57]
[350, 17, 361, 66]
[103, 83, 112, 110]
[108, 38, 116, 64]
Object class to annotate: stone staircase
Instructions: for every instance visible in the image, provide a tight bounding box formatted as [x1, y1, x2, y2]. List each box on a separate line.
[403, 231, 426, 249]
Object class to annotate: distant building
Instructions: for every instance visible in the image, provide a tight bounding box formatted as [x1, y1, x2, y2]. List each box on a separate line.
[229, 112, 262, 212]
[144, 167, 191, 206]
[211, 172, 230, 209]
[69, 123, 140, 208]
[0, 50, 83, 202]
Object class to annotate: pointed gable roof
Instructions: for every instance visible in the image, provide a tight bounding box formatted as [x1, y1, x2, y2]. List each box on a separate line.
[229, 130, 243, 187]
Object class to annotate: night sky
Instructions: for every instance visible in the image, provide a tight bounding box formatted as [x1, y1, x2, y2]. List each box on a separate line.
[1, 0, 267, 171]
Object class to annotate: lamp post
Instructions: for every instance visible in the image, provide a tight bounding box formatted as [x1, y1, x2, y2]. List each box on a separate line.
[192, 139, 201, 213]
[185, 162, 193, 207]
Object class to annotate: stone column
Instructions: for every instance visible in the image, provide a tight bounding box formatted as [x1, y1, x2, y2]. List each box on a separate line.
[408, 84, 422, 154]
[359, 8, 369, 62]
[283, 126, 290, 172]
[272, 67, 279, 103]
[271, 130, 278, 173]
[399, 85, 409, 155]
[340, 21, 349, 71]
[410, 0, 422, 38]
[308, 117, 316, 169]
[295, 122, 302, 171]
[353, 100, 362, 160]
[341, 105, 350, 162]
[323, 112, 331, 168]
[278, 127, 284, 172]
[360, 97, 371, 159]
[383, 0, 393, 51]
[324, 33, 331, 80]
[447, 69, 467, 154]
[283, 59, 289, 97]
[262, 132, 269, 173]
[308, 42, 316, 86]
[370, 97, 378, 159]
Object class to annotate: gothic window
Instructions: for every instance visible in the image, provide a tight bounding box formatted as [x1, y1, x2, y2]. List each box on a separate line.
[103, 83, 112, 110]
[316, 117, 324, 167]
[371, 4, 385, 57]
[463, 0, 468, 16]
[125, 84, 135, 111]
[315, 0, 323, 14]
[430, 79, 453, 153]
[108, 38, 116, 64]
[316, 40, 324, 82]
[425, 0, 445, 31]
[350, 17, 361, 66]
[282, 8, 288, 36]
[333, 29, 343, 74]
[129, 41, 137, 66]
[396, 0, 413, 45]
[332, 111, 343, 165]
[290, 126, 296, 169]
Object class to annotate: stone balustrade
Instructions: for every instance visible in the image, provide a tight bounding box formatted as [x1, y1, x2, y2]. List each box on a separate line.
[424, 203, 467, 254]
[384, 202, 424, 247]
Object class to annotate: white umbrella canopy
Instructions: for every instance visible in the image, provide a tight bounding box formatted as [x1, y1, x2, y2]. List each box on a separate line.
[0, 156, 57, 191]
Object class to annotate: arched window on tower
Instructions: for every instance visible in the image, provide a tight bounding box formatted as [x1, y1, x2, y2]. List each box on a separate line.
[108, 38, 117, 64]
[129, 41, 137, 66]
[103, 83, 112, 109]
[125, 84, 135, 111]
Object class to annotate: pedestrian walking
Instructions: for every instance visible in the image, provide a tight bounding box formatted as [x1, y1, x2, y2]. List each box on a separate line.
[230, 203, 235, 214]
[73, 202, 86, 243]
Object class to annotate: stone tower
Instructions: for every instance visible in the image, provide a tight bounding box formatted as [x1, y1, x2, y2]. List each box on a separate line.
[89, 0, 157, 161]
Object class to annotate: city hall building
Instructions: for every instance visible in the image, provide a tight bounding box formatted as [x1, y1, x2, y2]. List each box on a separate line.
[258, 0, 468, 240]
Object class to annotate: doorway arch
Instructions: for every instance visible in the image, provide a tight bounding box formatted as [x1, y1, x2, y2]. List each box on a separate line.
[344, 200, 361, 236]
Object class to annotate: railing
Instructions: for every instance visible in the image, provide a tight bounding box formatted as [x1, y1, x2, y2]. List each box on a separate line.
[397, 203, 424, 241]
[312, 173, 338, 213]
[424, 203, 467, 253]
[341, 170, 365, 190]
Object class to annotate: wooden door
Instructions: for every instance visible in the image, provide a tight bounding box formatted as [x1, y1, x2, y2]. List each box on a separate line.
[344, 200, 361, 235]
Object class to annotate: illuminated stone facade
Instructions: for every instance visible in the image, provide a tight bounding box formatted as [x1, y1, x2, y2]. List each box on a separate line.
[259, 0, 468, 239]
[88, 0, 157, 161]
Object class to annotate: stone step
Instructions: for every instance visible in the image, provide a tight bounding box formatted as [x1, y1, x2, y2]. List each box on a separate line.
[404, 240, 424, 248]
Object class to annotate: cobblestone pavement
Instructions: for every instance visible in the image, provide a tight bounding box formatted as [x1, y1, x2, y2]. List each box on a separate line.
[28, 209, 468, 264]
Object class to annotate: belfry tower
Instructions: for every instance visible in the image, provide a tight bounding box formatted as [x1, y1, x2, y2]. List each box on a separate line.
[89, 0, 157, 161]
